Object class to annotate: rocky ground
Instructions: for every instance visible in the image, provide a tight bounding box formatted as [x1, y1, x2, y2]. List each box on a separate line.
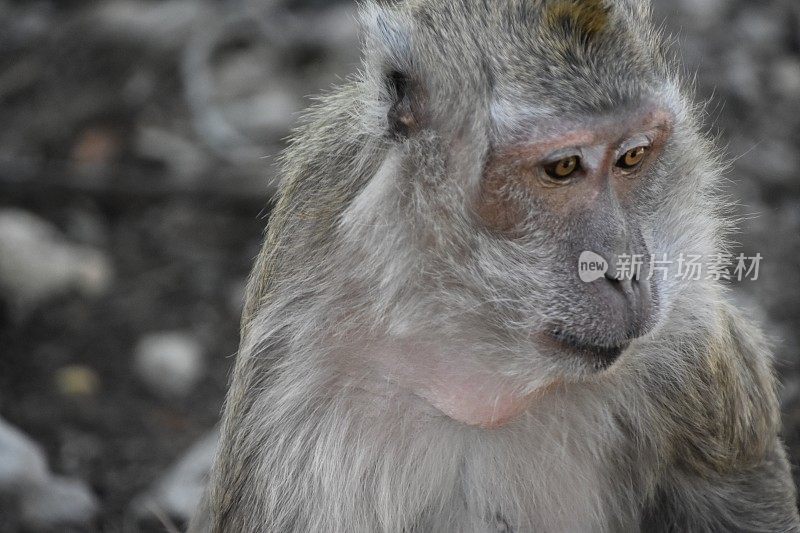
[0, 0, 797, 531]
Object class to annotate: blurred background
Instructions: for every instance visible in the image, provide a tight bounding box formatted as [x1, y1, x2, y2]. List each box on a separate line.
[0, 0, 797, 531]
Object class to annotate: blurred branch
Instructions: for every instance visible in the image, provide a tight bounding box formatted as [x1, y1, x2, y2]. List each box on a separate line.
[0, 160, 272, 209]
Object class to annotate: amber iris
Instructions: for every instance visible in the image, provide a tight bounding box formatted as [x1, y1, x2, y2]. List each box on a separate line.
[618, 146, 649, 169]
[545, 156, 580, 180]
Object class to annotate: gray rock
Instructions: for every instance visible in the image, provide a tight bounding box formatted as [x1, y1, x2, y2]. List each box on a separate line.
[135, 127, 211, 184]
[0, 418, 99, 529]
[0, 209, 114, 317]
[19, 476, 99, 530]
[134, 332, 205, 398]
[771, 57, 800, 101]
[132, 430, 218, 523]
[222, 88, 299, 140]
[0, 417, 48, 490]
[676, 0, 729, 30]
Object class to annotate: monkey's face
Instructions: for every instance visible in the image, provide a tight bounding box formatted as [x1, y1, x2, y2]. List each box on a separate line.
[350, 0, 720, 418]
[471, 105, 673, 376]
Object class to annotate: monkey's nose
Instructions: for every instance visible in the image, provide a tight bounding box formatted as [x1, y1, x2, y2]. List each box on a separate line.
[604, 260, 653, 339]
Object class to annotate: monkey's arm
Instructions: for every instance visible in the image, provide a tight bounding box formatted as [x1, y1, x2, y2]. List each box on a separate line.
[640, 305, 800, 532]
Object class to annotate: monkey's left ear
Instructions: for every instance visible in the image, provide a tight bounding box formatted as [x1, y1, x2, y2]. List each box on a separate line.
[360, 3, 422, 139]
[385, 70, 417, 139]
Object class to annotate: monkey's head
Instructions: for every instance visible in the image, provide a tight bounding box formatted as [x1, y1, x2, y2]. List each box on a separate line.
[300, 0, 723, 425]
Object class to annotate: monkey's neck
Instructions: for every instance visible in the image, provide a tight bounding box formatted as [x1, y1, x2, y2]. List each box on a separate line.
[239, 348, 626, 531]
[338, 338, 556, 428]
[417, 373, 535, 428]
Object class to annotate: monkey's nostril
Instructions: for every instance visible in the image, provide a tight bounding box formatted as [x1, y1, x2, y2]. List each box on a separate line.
[598, 270, 654, 342]
[603, 272, 631, 298]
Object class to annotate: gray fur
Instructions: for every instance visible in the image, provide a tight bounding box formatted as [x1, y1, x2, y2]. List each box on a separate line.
[195, 1, 800, 531]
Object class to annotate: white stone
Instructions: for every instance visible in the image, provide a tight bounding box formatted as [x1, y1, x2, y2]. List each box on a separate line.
[135, 127, 210, 184]
[0, 209, 113, 316]
[0, 418, 99, 528]
[133, 430, 219, 523]
[224, 89, 299, 138]
[134, 332, 205, 398]
[0, 418, 48, 490]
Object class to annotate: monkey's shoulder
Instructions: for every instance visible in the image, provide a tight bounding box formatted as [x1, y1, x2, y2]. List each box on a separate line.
[651, 303, 780, 476]
[242, 81, 377, 331]
[636, 305, 799, 531]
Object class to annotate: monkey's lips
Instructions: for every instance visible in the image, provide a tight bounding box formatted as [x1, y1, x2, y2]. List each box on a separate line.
[543, 330, 630, 370]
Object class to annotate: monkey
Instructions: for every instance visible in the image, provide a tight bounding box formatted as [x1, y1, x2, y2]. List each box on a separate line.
[197, 0, 800, 531]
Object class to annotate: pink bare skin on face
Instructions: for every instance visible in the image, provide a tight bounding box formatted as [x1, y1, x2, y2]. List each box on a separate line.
[478, 107, 673, 233]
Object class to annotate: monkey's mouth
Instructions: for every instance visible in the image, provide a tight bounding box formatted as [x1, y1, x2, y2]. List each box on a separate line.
[544, 330, 630, 370]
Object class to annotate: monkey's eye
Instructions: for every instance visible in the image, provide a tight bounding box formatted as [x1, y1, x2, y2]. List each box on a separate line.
[544, 156, 581, 181]
[616, 146, 649, 170]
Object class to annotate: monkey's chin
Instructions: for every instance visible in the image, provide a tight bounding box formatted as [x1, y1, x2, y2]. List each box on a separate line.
[540, 331, 631, 374]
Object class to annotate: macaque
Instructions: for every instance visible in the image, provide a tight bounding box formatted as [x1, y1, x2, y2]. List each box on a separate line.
[197, 0, 800, 531]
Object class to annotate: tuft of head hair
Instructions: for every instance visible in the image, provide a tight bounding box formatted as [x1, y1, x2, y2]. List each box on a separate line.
[544, 0, 612, 41]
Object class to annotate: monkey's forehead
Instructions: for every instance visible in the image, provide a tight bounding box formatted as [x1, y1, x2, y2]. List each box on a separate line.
[407, 0, 667, 114]
[488, 100, 675, 149]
